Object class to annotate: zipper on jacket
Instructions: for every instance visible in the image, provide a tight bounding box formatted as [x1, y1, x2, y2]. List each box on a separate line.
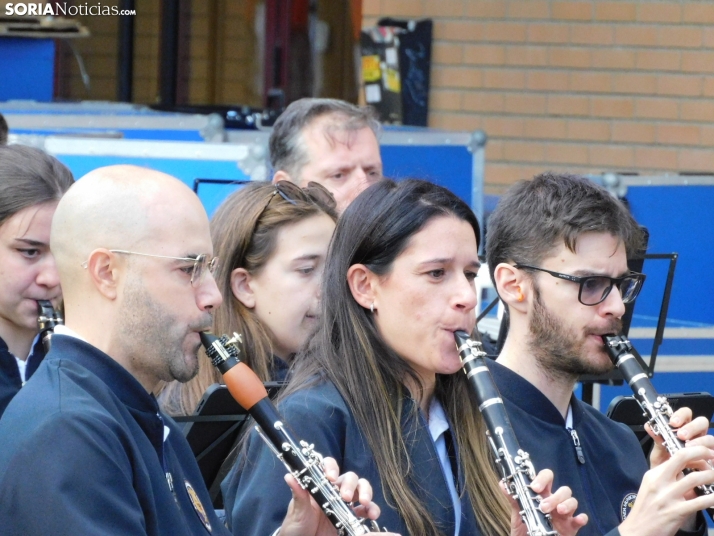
[568, 428, 586, 464]
[166, 471, 179, 503]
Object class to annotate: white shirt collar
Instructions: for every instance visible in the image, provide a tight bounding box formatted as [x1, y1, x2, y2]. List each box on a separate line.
[428, 396, 450, 441]
[565, 403, 574, 428]
[53, 324, 88, 343]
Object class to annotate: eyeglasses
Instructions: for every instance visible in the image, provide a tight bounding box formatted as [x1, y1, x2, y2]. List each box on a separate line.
[108, 250, 219, 287]
[514, 264, 646, 306]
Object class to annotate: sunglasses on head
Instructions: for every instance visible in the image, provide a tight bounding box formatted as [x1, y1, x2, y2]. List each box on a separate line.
[265, 180, 336, 213]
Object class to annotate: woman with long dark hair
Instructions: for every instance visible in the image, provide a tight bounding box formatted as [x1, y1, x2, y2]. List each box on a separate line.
[0, 144, 74, 417]
[223, 179, 587, 536]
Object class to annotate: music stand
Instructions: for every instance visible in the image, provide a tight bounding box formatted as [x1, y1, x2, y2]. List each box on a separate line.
[175, 381, 284, 507]
[192, 178, 252, 194]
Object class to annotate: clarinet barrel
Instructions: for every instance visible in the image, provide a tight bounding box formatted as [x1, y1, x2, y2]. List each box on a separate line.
[200, 332, 383, 536]
[454, 330, 558, 536]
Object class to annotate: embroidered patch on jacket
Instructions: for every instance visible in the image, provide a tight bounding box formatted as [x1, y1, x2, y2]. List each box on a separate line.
[185, 480, 212, 532]
[620, 492, 637, 521]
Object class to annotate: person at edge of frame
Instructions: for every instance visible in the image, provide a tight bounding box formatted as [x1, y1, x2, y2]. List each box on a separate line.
[0, 112, 8, 145]
[486, 172, 714, 536]
[0, 144, 74, 418]
[0, 165, 396, 536]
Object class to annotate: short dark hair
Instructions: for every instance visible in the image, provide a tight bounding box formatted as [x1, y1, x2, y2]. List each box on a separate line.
[0, 113, 8, 145]
[0, 145, 75, 227]
[486, 172, 644, 283]
[269, 98, 380, 179]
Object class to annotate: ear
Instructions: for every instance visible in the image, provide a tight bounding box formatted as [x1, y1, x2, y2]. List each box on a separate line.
[85, 249, 120, 300]
[346, 264, 378, 311]
[493, 262, 529, 314]
[230, 267, 256, 309]
[272, 170, 293, 185]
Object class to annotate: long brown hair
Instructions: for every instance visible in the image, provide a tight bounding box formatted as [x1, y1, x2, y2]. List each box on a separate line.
[285, 179, 510, 536]
[158, 181, 337, 416]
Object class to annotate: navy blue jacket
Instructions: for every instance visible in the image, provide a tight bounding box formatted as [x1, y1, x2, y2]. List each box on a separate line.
[0, 334, 45, 418]
[0, 335, 229, 536]
[489, 359, 705, 536]
[270, 354, 289, 383]
[222, 379, 484, 536]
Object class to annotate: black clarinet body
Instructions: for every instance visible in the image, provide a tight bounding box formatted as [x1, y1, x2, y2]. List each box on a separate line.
[37, 300, 63, 353]
[604, 334, 714, 520]
[454, 330, 558, 536]
[200, 332, 384, 536]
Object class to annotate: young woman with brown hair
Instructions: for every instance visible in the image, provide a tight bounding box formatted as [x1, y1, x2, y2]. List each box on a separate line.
[159, 180, 337, 416]
[0, 144, 74, 417]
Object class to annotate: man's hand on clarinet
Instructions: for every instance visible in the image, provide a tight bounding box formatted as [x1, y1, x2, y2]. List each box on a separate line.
[648, 406, 714, 471]
[620, 445, 714, 536]
[278, 456, 401, 536]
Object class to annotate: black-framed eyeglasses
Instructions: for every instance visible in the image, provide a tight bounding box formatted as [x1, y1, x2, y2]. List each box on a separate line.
[108, 250, 219, 287]
[514, 264, 646, 306]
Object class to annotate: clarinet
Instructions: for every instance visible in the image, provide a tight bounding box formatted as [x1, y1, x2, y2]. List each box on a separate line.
[37, 300, 63, 353]
[200, 332, 384, 536]
[454, 330, 558, 536]
[604, 334, 714, 520]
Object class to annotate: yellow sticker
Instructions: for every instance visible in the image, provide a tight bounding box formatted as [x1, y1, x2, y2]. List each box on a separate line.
[385, 68, 401, 92]
[362, 55, 381, 82]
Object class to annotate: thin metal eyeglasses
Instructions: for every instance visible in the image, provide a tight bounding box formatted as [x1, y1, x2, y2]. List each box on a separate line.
[105, 250, 219, 287]
[514, 264, 646, 306]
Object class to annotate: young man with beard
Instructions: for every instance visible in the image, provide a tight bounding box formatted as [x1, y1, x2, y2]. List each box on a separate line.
[0, 165, 392, 536]
[486, 173, 714, 536]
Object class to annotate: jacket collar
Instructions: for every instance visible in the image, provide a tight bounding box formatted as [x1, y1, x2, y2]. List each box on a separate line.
[489, 358, 583, 427]
[0, 334, 46, 382]
[48, 334, 159, 416]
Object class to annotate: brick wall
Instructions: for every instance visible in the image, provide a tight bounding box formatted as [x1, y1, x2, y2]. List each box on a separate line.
[363, 0, 714, 193]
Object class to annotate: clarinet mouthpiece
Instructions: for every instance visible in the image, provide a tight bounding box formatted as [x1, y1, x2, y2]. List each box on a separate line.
[199, 331, 217, 348]
[454, 330, 471, 352]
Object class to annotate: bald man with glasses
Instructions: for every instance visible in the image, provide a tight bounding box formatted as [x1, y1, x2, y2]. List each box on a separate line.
[0, 165, 391, 536]
[485, 172, 714, 536]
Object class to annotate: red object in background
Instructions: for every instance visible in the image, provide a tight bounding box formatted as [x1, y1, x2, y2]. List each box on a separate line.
[264, 0, 294, 109]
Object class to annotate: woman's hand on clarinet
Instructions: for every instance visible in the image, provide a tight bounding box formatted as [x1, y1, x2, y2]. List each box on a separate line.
[507, 468, 588, 536]
[278, 456, 401, 536]
[619, 445, 714, 536]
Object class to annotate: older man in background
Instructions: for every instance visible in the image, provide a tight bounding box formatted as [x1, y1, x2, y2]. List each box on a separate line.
[270, 98, 383, 213]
